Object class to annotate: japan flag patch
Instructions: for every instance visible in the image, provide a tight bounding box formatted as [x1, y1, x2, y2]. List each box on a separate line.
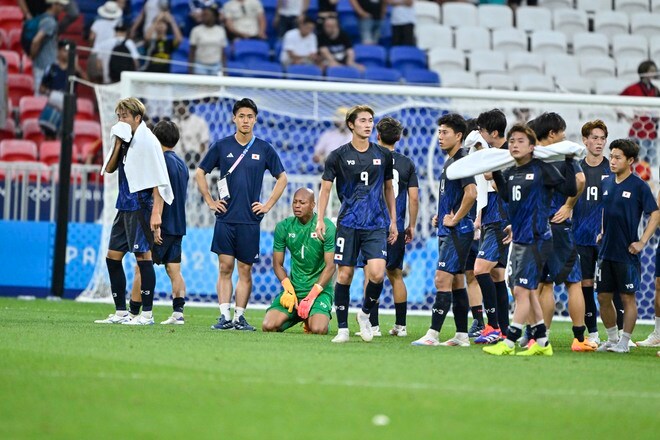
[251, 154, 260, 160]
[373, 159, 381, 165]
[311, 232, 318, 238]
[525, 173, 534, 180]
[622, 191, 631, 198]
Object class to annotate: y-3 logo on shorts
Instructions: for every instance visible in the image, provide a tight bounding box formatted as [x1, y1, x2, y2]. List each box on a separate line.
[438, 261, 446, 267]
[519, 278, 528, 284]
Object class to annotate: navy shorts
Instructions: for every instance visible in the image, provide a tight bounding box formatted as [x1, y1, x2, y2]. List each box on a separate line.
[596, 259, 640, 294]
[508, 239, 552, 290]
[357, 233, 406, 270]
[437, 230, 474, 275]
[211, 221, 260, 264]
[108, 209, 153, 254]
[655, 245, 660, 278]
[153, 234, 183, 265]
[477, 222, 508, 268]
[577, 245, 599, 280]
[335, 224, 387, 266]
[543, 222, 582, 284]
[465, 239, 479, 272]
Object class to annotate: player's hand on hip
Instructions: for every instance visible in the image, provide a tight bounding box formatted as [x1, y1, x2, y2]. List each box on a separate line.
[404, 225, 414, 244]
[388, 224, 398, 245]
[251, 202, 269, 215]
[551, 205, 572, 223]
[502, 225, 512, 245]
[628, 241, 644, 255]
[442, 214, 457, 227]
[207, 199, 227, 213]
[315, 220, 326, 241]
[431, 215, 438, 228]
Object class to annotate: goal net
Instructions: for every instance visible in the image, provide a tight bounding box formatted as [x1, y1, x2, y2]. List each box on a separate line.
[80, 72, 660, 321]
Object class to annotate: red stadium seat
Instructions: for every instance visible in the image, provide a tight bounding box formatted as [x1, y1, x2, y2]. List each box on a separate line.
[74, 120, 101, 146]
[0, 139, 38, 161]
[7, 28, 21, 53]
[40, 140, 61, 165]
[0, 118, 16, 141]
[19, 96, 48, 122]
[21, 53, 32, 74]
[0, 6, 23, 33]
[76, 98, 95, 121]
[21, 119, 44, 146]
[0, 49, 20, 73]
[0, 28, 7, 49]
[7, 74, 35, 107]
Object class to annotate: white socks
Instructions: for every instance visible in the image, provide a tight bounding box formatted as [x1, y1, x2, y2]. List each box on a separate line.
[655, 316, 660, 333]
[606, 326, 619, 342]
[234, 307, 245, 321]
[219, 303, 230, 320]
[619, 331, 632, 347]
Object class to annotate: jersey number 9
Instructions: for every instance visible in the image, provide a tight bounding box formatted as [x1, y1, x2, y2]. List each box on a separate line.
[360, 171, 369, 186]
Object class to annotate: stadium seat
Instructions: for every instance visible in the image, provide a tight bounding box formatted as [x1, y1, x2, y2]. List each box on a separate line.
[389, 46, 427, 71]
[555, 75, 593, 94]
[39, 140, 62, 166]
[653, 0, 660, 12]
[543, 53, 580, 78]
[0, 139, 38, 162]
[428, 47, 465, 72]
[245, 61, 284, 79]
[233, 40, 271, 64]
[595, 77, 631, 95]
[226, 60, 246, 77]
[478, 73, 515, 90]
[442, 3, 478, 28]
[7, 28, 20, 53]
[403, 68, 440, 85]
[0, 28, 6, 49]
[579, 56, 616, 78]
[516, 7, 552, 32]
[76, 98, 96, 121]
[437, 70, 477, 88]
[7, 74, 35, 107]
[19, 96, 48, 122]
[0, 118, 15, 141]
[516, 74, 555, 92]
[414, 1, 441, 25]
[615, 0, 650, 15]
[616, 56, 646, 78]
[469, 50, 506, 75]
[326, 65, 362, 81]
[286, 64, 323, 80]
[0, 6, 23, 33]
[553, 9, 588, 43]
[492, 28, 528, 53]
[21, 119, 44, 146]
[0, 49, 19, 73]
[612, 34, 648, 60]
[337, 0, 360, 41]
[73, 120, 101, 147]
[354, 44, 387, 68]
[572, 32, 610, 57]
[650, 36, 660, 60]
[539, 0, 574, 9]
[507, 52, 544, 76]
[364, 67, 402, 83]
[530, 31, 567, 55]
[455, 26, 490, 52]
[630, 13, 660, 40]
[576, 0, 613, 12]
[477, 4, 513, 30]
[21, 53, 32, 74]
[415, 24, 453, 51]
[594, 11, 629, 42]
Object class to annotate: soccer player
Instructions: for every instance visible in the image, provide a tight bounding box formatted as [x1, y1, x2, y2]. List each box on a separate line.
[357, 116, 419, 337]
[484, 124, 577, 356]
[261, 188, 336, 334]
[196, 98, 287, 331]
[636, 241, 660, 347]
[473, 109, 511, 344]
[596, 139, 659, 353]
[572, 120, 611, 344]
[412, 113, 477, 347]
[95, 97, 172, 325]
[315, 104, 398, 343]
[129, 120, 189, 325]
[528, 112, 595, 352]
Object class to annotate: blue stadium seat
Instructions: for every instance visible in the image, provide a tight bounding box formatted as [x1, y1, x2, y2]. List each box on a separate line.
[403, 69, 440, 86]
[379, 17, 392, 47]
[233, 40, 271, 63]
[337, 0, 360, 42]
[262, 0, 278, 14]
[354, 44, 387, 68]
[246, 61, 284, 79]
[286, 64, 323, 80]
[364, 67, 401, 83]
[390, 46, 427, 72]
[226, 61, 247, 77]
[307, 0, 319, 20]
[326, 65, 363, 81]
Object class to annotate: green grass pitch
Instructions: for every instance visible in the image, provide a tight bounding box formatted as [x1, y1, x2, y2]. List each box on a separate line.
[1, 297, 659, 439]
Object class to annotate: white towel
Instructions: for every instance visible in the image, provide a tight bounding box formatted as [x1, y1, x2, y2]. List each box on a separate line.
[447, 140, 587, 180]
[463, 130, 494, 213]
[101, 121, 174, 205]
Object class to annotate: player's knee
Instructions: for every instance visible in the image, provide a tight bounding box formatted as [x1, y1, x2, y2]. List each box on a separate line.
[309, 321, 328, 334]
[261, 319, 279, 332]
[368, 272, 385, 284]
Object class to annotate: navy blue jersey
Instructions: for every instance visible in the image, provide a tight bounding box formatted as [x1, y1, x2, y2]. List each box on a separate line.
[322, 142, 394, 230]
[599, 174, 658, 264]
[116, 141, 153, 212]
[161, 151, 189, 236]
[572, 157, 611, 246]
[549, 160, 582, 222]
[392, 151, 419, 232]
[481, 191, 507, 225]
[494, 158, 576, 245]
[199, 135, 285, 224]
[438, 148, 475, 236]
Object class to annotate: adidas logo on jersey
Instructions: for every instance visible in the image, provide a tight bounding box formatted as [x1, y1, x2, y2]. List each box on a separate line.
[227, 153, 234, 158]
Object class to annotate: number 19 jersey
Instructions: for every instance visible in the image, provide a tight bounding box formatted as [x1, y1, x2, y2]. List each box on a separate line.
[322, 142, 394, 230]
[572, 157, 611, 246]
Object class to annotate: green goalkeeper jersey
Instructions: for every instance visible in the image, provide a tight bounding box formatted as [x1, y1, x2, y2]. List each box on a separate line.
[273, 213, 336, 299]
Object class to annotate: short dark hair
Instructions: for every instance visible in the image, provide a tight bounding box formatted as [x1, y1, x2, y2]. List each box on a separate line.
[610, 138, 639, 161]
[638, 60, 657, 75]
[300, 15, 315, 26]
[466, 118, 478, 133]
[581, 119, 608, 138]
[437, 113, 467, 141]
[232, 98, 258, 116]
[153, 120, 180, 148]
[527, 112, 566, 142]
[346, 104, 374, 129]
[476, 109, 507, 138]
[507, 124, 537, 145]
[376, 116, 403, 145]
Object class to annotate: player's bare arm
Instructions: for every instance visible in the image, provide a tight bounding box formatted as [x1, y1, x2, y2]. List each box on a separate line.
[405, 186, 419, 244]
[272, 251, 289, 283]
[384, 179, 398, 244]
[103, 138, 124, 174]
[443, 183, 477, 227]
[629, 209, 660, 255]
[151, 187, 164, 245]
[252, 171, 288, 215]
[315, 180, 333, 240]
[552, 171, 585, 223]
[195, 168, 227, 213]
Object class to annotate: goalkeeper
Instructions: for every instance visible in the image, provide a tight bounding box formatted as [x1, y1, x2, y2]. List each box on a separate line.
[262, 188, 336, 334]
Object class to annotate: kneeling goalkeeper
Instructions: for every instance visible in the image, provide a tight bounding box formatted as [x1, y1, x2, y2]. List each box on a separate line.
[262, 188, 336, 334]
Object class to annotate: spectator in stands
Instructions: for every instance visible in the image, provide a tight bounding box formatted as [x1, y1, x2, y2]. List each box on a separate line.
[317, 0, 340, 22]
[280, 16, 320, 67]
[90, 1, 124, 49]
[18, 0, 80, 34]
[189, 5, 227, 75]
[349, 0, 386, 45]
[388, 0, 415, 47]
[620, 60, 660, 160]
[318, 17, 364, 71]
[223, 0, 267, 41]
[131, 0, 170, 41]
[96, 20, 140, 84]
[30, 0, 68, 93]
[144, 11, 184, 73]
[275, 0, 310, 38]
[172, 100, 211, 168]
[621, 61, 660, 98]
[312, 106, 352, 165]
